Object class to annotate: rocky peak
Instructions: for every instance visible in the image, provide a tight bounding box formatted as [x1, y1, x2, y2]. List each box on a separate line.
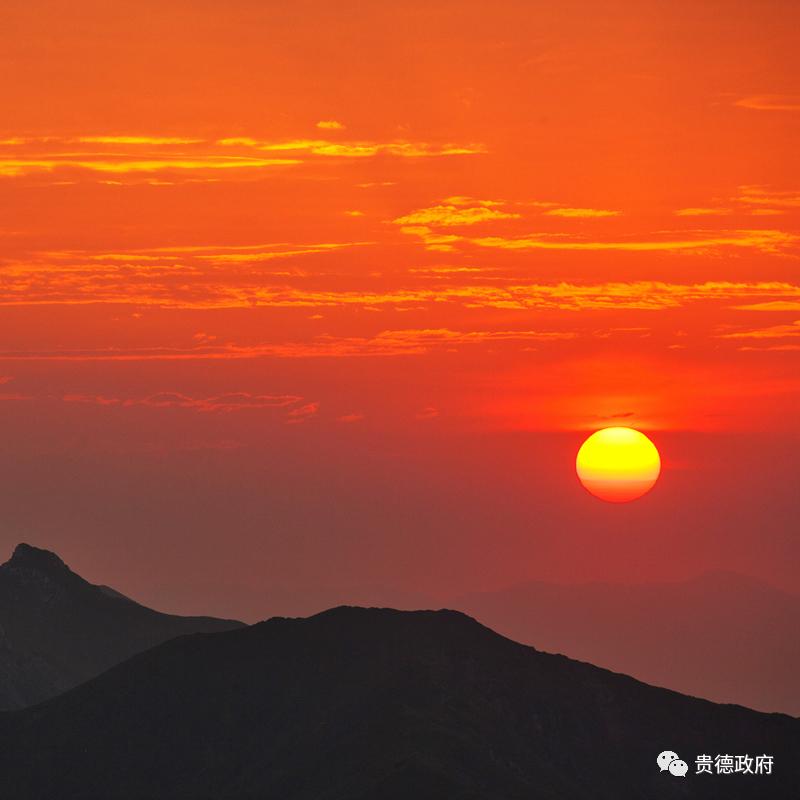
[5, 543, 71, 575]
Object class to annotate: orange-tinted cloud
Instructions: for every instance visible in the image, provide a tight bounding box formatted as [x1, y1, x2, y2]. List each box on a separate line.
[62, 391, 306, 412]
[393, 200, 520, 227]
[0, 132, 484, 180]
[738, 344, 800, 352]
[0, 328, 576, 361]
[720, 320, 800, 339]
[337, 412, 364, 423]
[217, 137, 484, 158]
[3, 248, 800, 313]
[470, 229, 796, 254]
[736, 186, 800, 209]
[392, 195, 796, 255]
[543, 207, 619, 218]
[75, 136, 205, 145]
[674, 207, 733, 216]
[734, 95, 800, 112]
[0, 154, 299, 176]
[286, 401, 320, 423]
[731, 301, 800, 311]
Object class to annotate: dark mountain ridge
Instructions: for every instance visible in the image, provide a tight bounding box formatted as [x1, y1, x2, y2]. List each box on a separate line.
[455, 571, 800, 715]
[0, 542, 244, 710]
[1, 605, 797, 799]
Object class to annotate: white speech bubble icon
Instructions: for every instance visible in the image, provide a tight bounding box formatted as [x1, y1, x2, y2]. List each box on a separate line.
[657, 751, 679, 771]
[669, 759, 688, 777]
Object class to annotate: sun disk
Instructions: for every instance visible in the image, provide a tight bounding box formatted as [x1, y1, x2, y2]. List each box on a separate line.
[575, 427, 661, 503]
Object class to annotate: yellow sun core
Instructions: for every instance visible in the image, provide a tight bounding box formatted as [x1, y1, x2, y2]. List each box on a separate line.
[576, 427, 661, 503]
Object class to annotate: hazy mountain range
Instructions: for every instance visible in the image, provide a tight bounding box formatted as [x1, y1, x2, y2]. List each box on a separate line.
[0, 542, 243, 710]
[0, 542, 797, 797]
[455, 571, 800, 715]
[3, 542, 796, 718]
[1, 604, 797, 799]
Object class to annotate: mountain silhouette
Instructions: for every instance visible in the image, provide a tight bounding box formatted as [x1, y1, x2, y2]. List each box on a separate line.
[454, 571, 800, 715]
[0, 542, 244, 710]
[0, 606, 796, 799]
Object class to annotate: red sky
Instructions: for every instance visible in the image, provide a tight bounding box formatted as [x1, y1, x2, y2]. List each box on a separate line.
[0, 0, 798, 620]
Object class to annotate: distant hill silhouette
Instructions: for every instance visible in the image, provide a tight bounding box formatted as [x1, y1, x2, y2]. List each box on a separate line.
[0, 606, 796, 799]
[454, 571, 800, 715]
[0, 543, 244, 710]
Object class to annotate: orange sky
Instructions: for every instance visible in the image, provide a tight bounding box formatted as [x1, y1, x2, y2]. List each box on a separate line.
[0, 1, 798, 616]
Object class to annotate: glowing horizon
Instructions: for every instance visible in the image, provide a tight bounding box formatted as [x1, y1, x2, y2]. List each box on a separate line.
[0, 0, 798, 618]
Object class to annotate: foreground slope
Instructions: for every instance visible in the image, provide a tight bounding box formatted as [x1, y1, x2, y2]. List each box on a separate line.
[0, 606, 796, 799]
[0, 543, 244, 709]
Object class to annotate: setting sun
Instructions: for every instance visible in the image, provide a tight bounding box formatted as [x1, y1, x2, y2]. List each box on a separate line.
[0, 2, 798, 796]
[576, 427, 661, 503]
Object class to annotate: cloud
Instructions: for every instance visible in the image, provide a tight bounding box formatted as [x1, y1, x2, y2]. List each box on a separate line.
[217, 137, 485, 158]
[519, 200, 561, 208]
[75, 136, 205, 145]
[674, 207, 733, 216]
[720, 320, 800, 340]
[393, 201, 520, 227]
[393, 198, 797, 257]
[0, 328, 576, 362]
[437, 281, 800, 312]
[7, 238, 368, 293]
[731, 301, 800, 312]
[392, 197, 523, 231]
[392, 197, 518, 251]
[441, 196, 504, 207]
[62, 391, 307, 412]
[395, 225, 463, 251]
[592, 327, 651, 339]
[408, 266, 490, 274]
[286, 401, 320, 423]
[360, 328, 576, 351]
[187, 242, 372, 263]
[392, 195, 795, 255]
[2, 389, 320, 425]
[0, 392, 33, 402]
[3, 286, 800, 363]
[337, 412, 364, 423]
[738, 344, 800, 352]
[0, 133, 484, 180]
[0, 155, 299, 176]
[734, 95, 800, 112]
[357, 181, 396, 188]
[3, 251, 800, 313]
[543, 207, 619, 218]
[672, 187, 796, 217]
[736, 186, 800, 209]
[470, 229, 796, 254]
[316, 120, 345, 130]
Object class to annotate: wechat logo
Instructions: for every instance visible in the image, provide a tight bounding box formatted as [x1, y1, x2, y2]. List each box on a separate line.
[657, 750, 688, 777]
